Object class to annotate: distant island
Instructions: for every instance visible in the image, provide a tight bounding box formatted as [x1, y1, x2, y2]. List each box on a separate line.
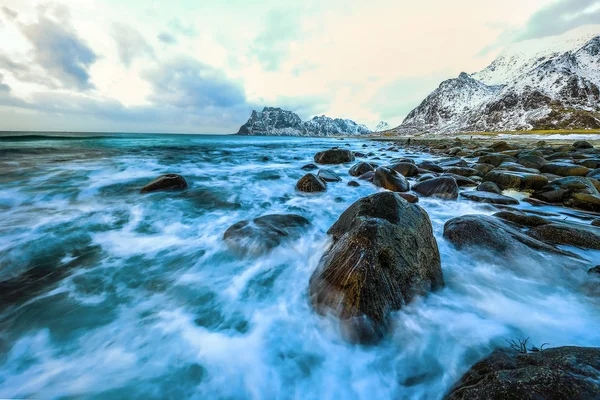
[236, 107, 371, 136]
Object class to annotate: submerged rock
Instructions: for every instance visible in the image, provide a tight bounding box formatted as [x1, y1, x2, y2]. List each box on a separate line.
[413, 177, 459, 199]
[460, 191, 519, 205]
[223, 214, 310, 257]
[309, 192, 443, 343]
[140, 174, 188, 193]
[373, 167, 410, 192]
[296, 173, 327, 192]
[301, 163, 319, 171]
[314, 149, 355, 164]
[317, 168, 342, 182]
[445, 346, 600, 400]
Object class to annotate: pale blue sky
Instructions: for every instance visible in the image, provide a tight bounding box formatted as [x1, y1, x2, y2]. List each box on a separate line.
[0, 0, 599, 133]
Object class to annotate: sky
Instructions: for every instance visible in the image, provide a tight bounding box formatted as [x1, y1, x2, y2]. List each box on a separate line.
[0, 0, 599, 133]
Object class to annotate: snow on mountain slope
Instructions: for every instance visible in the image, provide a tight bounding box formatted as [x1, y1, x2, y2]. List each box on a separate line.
[237, 107, 371, 136]
[395, 25, 600, 134]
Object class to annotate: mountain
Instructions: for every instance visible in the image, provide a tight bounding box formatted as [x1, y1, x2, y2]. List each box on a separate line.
[394, 26, 600, 134]
[237, 107, 371, 136]
[375, 121, 391, 132]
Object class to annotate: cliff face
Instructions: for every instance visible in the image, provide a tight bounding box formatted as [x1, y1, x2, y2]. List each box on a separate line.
[237, 107, 371, 136]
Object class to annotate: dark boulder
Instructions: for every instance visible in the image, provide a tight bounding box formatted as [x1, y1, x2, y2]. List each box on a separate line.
[309, 192, 443, 342]
[444, 167, 479, 177]
[573, 140, 594, 149]
[317, 168, 342, 182]
[140, 174, 188, 193]
[296, 173, 327, 192]
[517, 155, 547, 170]
[478, 154, 515, 167]
[527, 223, 600, 250]
[418, 160, 444, 173]
[301, 163, 319, 171]
[358, 171, 375, 182]
[413, 177, 459, 199]
[460, 191, 519, 205]
[373, 167, 410, 192]
[472, 163, 495, 177]
[483, 170, 548, 191]
[593, 218, 600, 227]
[532, 176, 600, 211]
[348, 180, 360, 187]
[348, 161, 374, 177]
[444, 346, 600, 400]
[540, 162, 590, 177]
[314, 149, 355, 164]
[587, 168, 600, 180]
[477, 181, 502, 195]
[442, 173, 478, 187]
[223, 214, 310, 257]
[389, 162, 419, 177]
[493, 211, 550, 227]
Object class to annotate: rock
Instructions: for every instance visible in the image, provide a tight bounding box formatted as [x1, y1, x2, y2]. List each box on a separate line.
[444, 167, 479, 177]
[477, 181, 502, 195]
[348, 161, 374, 177]
[593, 218, 600, 227]
[439, 158, 468, 168]
[483, 170, 548, 191]
[532, 176, 600, 211]
[417, 174, 437, 182]
[517, 155, 547, 169]
[573, 140, 594, 149]
[353, 151, 366, 157]
[589, 266, 600, 274]
[140, 174, 188, 193]
[472, 163, 495, 177]
[580, 159, 600, 169]
[460, 191, 519, 205]
[296, 173, 327, 192]
[418, 161, 444, 173]
[358, 171, 375, 182]
[497, 162, 540, 174]
[348, 180, 360, 187]
[223, 214, 310, 257]
[398, 193, 419, 203]
[317, 168, 342, 182]
[540, 162, 590, 177]
[309, 192, 443, 342]
[373, 167, 410, 192]
[490, 141, 511, 152]
[527, 223, 600, 250]
[444, 346, 600, 400]
[442, 173, 478, 187]
[413, 177, 459, 199]
[389, 162, 419, 177]
[314, 149, 355, 164]
[587, 168, 600, 179]
[478, 154, 515, 167]
[301, 163, 319, 171]
[443, 215, 578, 259]
[493, 211, 550, 227]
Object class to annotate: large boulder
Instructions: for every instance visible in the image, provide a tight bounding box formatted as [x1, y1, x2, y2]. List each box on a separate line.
[460, 191, 519, 205]
[482, 170, 548, 191]
[478, 154, 515, 167]
[140, 174, 188, 193]
[540, 162, 590, 177]
[573, 140, 594, 149]
[373, 167, 410, 192]
[517, 155, 547, 170]
[443, 215, 578, 259]
[223, 214, 310, 257]
[296, 173, 327, 192]
[527, 223, 600, 250]
[418, 160, 444, 173]
[477, 181, 502, 195]
[493, 211, 550, 227]
[348, 161, 374, 177]
[317, 168, 342, 182]
[444, 167, 479, 177]
[532, 176, 600, 211]
[413, 177, 459, 199]
[389, 162, 419, 177]
[445, 346, 600, 400]
[314, 148, 355, 164]
[309, 192, 443, 343]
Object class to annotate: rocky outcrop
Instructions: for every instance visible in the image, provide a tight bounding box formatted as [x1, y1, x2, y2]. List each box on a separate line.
[309, 192, 443, 343]
[140, 174, 188, 193]
[237, 107, 371, 136]
[445, 346, 600, 400]
[314, 148, 355, 164]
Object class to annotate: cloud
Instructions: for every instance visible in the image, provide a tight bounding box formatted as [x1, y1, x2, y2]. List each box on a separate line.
[168, 18, 197, 37]
[18, 8, 97, 90]
[157, 32, 177, 45]
[2, 6, 17, 20]
[0, 53, 60, 88]
[251, 9, 302, 71]
[515, 0, 600, 41]
[143, 57, 248, 110]
[111, 23, 155, 66]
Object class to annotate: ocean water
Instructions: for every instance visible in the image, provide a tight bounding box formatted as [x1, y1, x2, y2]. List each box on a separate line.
[0, 133, 599, 399]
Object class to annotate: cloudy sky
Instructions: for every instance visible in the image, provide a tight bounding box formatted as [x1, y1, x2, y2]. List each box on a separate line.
[0, 0, 599, 133]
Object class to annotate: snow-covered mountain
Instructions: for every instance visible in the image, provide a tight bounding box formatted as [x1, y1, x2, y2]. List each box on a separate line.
[375, 121, 391, 132]
[394, 26, 600, 134]
[237, 107, 371, 136]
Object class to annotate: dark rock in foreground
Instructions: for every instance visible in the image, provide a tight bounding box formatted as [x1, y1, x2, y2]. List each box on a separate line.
[413, 177, 459, 199]
[460, 191, 519, 205]
[373, 167, 410, 192]
[223, 214, 310, 257]
[309, 192, 443, 343]
[314, 149, 355, 164]
[445, 346, 600, 400]
[140, 174, 188, 193]
[296, 173, 327, 192]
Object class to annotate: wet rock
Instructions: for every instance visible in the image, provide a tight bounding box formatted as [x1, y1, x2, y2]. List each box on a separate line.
[589, 266, 600, 274]
[497, 162, 540, 174]
[418, 160, 444, 173]
[314, 149, 355, 164]
[439, 158, 468, 168]
[444, 346, 600, 400]
[140, 174, 188, 193]
[373, 167, 410, 192]
[442, 173, 478, 187]
[593, 218, 600, 227]
[348, 161, 374, 177]
[348, 180, 360, 187]
[353, 151, 366, 157]
[460, 191, 519, 205]
[398, 193, 419, 203]
[444, 167, 479, 177]
[517, 155, 547, 170]
[527, 223, 600, 250]
[472, 163, 495, 177]
[309, 192, 443, 343]
[389, 162, 419, 177]
[223, 214, 310, 257]
[296, 173, 327, 192]
[443, 215, 578, 259]
[317, 168, 342, 182]
[413, 177, 459, 199]
[490, 141, 511, 152]
[587, 168, 600, 180]
[532, 176, 600, 211]
[477, 181, 502, 195]
[418, 174, 437, 182]
[482, 170, 548, 191]
[580, 159, 600, 169]
[573, 140, 594, 149]
[540, 162, 590, 177]
[493, 211, 550, 227]
[301, 163, 319, 171]
[478, 154, 515, 167]
[358, 171, 375, 182]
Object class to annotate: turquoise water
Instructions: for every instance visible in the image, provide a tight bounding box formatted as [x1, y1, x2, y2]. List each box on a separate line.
[0, 134, 599, 399]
